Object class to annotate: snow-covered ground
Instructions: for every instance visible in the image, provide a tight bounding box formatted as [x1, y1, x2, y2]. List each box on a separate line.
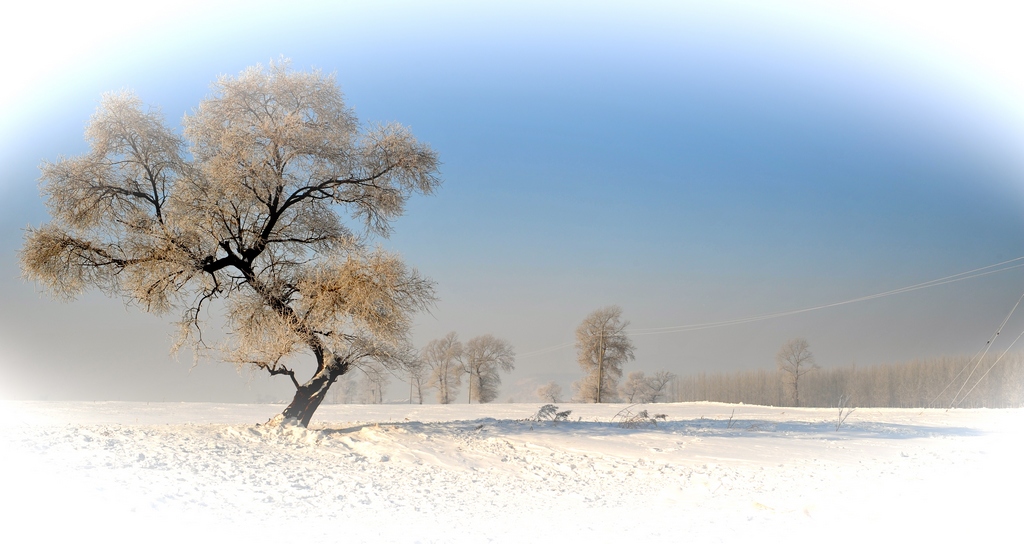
[2, 401, 1021, 543]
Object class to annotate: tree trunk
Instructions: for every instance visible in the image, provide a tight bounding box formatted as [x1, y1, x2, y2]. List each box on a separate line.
[279, 369, 336, 427]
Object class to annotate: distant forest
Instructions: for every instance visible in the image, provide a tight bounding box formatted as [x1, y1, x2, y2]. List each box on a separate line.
[668, 354, 1024, 408]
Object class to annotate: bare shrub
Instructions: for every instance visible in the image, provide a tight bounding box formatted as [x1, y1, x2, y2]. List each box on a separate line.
[614, 405, 667, 429]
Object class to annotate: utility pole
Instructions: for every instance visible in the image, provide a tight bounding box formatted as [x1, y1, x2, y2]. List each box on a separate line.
[596, 330, 605, 403]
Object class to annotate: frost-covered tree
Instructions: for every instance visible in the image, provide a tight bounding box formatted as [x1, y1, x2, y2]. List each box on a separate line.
[424, 332, 463, 404]
[537, 381, 562, 403]
[462, 335, 515, 403]
[19, 62, 440, 426]
[573, 306, 635, 403]
[620, 371, 650, 403]
[776, 338, 819, 407]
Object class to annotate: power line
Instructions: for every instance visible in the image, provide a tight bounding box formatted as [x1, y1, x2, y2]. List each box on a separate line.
[517, 255, 1024, 359]
[946, 290, 1024, 408]
[626, 256, 1024, 336]
[517, 341, 576, 358]
[955, 324, 1024, 407]
[929, 289, 1024, 408]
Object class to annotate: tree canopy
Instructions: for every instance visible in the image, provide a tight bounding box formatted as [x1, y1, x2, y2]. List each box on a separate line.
[20, 61, 441, 426]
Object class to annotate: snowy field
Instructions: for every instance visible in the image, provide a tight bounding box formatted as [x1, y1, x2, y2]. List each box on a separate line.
[2, 401, 1021, 543]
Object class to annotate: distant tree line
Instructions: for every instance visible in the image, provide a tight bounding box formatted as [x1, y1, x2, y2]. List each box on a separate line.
[668, 354, 1024, 408]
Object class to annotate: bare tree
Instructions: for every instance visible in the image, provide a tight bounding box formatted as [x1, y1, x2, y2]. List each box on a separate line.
[462, 335, 515, 403]
[642, 370, 676, 403]
[537, 381, 562, 403]
[572, 306, 635, 403]
[776, 338, 819, 407]
[19, 62, 440, 426]
[424, 332, 463, 404]
[359, 362, 392, 404]
[619, 370, 674, 403]
[327, 374, 359, 404]
[406, 357, 428, 404]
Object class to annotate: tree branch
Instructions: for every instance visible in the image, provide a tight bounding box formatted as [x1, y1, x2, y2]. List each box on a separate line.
[265, 364, 301, 389]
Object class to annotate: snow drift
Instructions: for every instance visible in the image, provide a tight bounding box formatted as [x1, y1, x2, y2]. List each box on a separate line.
[1, 401, 1020, 543]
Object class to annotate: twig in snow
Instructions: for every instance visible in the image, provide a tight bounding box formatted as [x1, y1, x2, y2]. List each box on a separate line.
[835, 395, 855, 431]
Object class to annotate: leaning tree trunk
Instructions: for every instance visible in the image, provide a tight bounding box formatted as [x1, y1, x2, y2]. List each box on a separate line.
[279, 372, 333, 427]
[277, 362, 347, 427]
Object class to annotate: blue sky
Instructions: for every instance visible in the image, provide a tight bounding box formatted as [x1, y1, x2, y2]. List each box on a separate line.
[3, 1, 1024, 402]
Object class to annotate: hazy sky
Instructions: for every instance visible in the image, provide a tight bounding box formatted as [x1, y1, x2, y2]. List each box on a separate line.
[3, 0, 1024, 402]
